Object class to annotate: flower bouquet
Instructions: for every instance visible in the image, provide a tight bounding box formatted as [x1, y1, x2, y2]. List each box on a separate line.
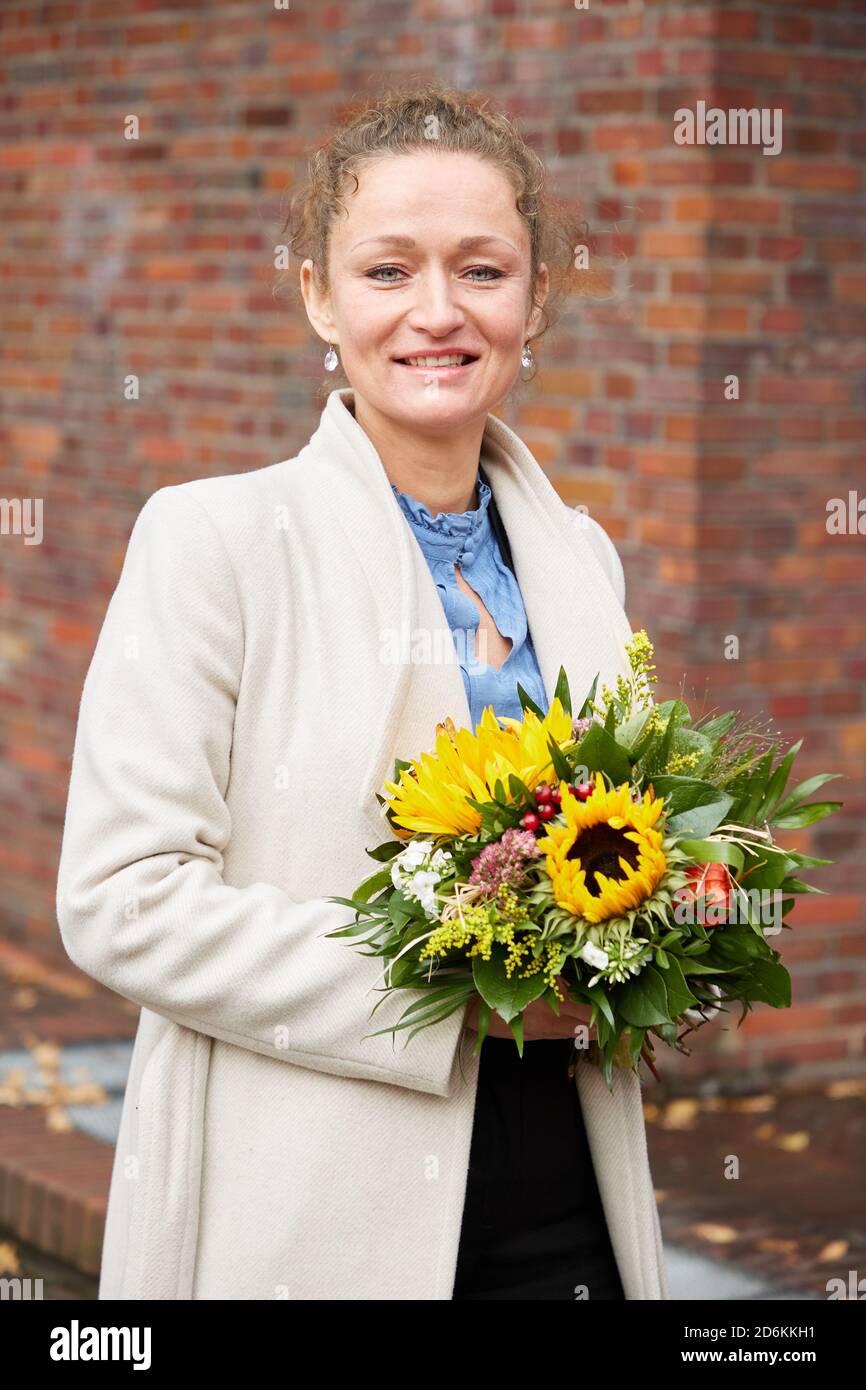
[325, 631, 844, 1088]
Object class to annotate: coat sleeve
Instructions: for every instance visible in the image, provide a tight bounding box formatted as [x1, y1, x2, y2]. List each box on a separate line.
[55, 486, 468, 1099]
[568, 508, 626, 610]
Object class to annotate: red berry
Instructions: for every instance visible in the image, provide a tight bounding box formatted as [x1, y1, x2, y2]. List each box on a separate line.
[550, 785, 562, 803]
[521, 811, 540, 831]
[537, 803, 556, 821]
[534, 783, 552, 803]
[575, 781, 594, 801]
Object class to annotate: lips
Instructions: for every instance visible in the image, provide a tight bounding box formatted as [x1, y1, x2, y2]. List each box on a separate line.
[393, 353, 479, 365]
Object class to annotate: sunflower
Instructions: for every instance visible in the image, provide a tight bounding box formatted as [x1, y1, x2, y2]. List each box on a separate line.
[382, 698, 574, 837]
[537, 772, 668, 924]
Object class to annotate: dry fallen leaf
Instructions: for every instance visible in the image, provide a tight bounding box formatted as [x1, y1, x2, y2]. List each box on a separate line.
[690, 1223, 739, 1244]
[0, 1042, 108, 1128]
[46, 1105, 74, 1134]
[757, 1238, 799, 1254]
[754, 1122, 777, 1141]
[826, 1079, 866, 1099]
[775, 1131, 810, 1152]
[0, 1240, 20, 1275]
[818, 1240, 849, 1261]
[661, 1098, 701, 1129]
[11, 987, 38, 1010]
[728, 1094, 776, 1113]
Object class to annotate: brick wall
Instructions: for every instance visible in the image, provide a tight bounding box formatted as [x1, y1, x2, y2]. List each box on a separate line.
[1, 0, 863, 1086]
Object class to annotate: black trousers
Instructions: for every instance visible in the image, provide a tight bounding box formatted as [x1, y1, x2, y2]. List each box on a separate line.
[452, 1035, 626, 1300]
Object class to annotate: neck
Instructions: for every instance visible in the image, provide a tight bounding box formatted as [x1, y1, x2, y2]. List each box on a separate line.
[350, 391, 486, 515]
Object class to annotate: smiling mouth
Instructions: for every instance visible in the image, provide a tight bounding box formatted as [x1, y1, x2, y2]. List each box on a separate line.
[394, 354, 479, 367]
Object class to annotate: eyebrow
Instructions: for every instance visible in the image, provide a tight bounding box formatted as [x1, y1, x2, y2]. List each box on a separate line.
[349, 234, 520, 255]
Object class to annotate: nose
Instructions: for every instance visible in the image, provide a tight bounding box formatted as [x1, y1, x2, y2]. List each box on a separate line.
[405, 267, 467, 336]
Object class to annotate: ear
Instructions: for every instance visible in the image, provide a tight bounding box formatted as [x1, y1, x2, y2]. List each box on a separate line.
[300, 258, 339, 345]
[526, 261, 550, 339]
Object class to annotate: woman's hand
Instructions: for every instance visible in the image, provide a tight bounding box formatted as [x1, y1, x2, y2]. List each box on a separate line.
[463, 974, 596, 1042]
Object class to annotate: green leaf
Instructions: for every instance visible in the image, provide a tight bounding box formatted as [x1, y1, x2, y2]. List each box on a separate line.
[757, 739, 803, 821]
[508, 1012, 525, 1056]
[738, 852, 797, 891]
[552, 665, 573, 718]
[773, 772, 844, 821]
[352, 865, 396, 902]
[516, 681, 546, 719]
[784, 851, 833, 869]
[772, 800, 843, 829]
[651, 777, 734, 836]
[675, 957, 729, 976]
[779, 876, 828, 895]
[585, 983, 616, 1030]
[576, 673, 600, 721]
[737, 741, 779, 825]
[615, 965, 671, 1027]
[667, 726, 715, 776]
[547, 733, 574, 784]
[655, 700, 685, 771]
[693, 710, 739, 741]
[575, 721, 632, 784]
[365, 839, 406, 863]
[706, 921, 773, 965]
[659, 954, 699, 1015]
[674, 837, 745, 871]
[741, 959, 791, 1008]
[507, 773, 534, 804]
[472, 945, 550, 1023]
[387, 890, 416, 929]
[616, 708, 654, 751]
[627, 1027, 646, 1067]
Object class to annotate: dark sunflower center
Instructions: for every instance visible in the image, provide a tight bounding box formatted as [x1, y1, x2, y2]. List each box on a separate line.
[567, 824, 638, 895]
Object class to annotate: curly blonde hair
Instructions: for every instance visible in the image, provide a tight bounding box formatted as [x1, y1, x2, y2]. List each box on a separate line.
[272, 80, 595, 394]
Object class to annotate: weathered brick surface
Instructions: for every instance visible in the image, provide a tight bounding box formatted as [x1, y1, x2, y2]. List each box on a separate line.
[0, 1, 863, 1086]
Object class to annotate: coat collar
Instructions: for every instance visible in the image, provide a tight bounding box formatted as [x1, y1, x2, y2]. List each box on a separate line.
[298, 387, 634, 813]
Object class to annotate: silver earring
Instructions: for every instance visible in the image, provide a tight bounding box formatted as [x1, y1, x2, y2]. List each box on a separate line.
[324, 343, 339, 372]
[520, 342, 533, 369]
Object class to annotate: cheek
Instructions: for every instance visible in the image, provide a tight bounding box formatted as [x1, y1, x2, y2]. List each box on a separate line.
[331, 284, 394, 342]
[478, 293, 532, 348]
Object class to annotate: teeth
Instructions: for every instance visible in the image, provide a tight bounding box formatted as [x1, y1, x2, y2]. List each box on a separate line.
[401, 354, 473, 367]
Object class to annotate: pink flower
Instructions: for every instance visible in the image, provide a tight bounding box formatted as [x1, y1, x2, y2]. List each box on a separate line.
[469, 827, 541, 896]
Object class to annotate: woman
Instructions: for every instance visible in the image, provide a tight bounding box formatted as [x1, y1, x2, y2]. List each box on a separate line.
[55, 85, 669, 1300]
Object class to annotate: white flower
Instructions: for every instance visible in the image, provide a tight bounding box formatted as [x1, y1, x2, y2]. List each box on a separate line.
[580, 941, 610, 972]
[391, 841, 453, 919]
[583, 936, 648, 987]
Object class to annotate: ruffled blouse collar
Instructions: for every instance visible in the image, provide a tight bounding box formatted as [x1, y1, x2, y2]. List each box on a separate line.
[390, 473, 493, 564]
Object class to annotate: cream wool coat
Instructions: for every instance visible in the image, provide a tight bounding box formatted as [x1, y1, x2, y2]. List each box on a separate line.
[55, 386, 670, 1301]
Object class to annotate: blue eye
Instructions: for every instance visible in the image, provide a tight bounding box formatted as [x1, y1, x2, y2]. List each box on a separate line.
[465, 266, 503, 282]
[367, 265, 404, 282]
[365, 265, 504, 283]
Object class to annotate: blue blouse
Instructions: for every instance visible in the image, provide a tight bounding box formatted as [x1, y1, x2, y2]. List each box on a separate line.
[390, 471, 548, 730]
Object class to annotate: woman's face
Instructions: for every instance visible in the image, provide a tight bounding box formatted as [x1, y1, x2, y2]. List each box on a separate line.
[301, 150, 549, 434]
